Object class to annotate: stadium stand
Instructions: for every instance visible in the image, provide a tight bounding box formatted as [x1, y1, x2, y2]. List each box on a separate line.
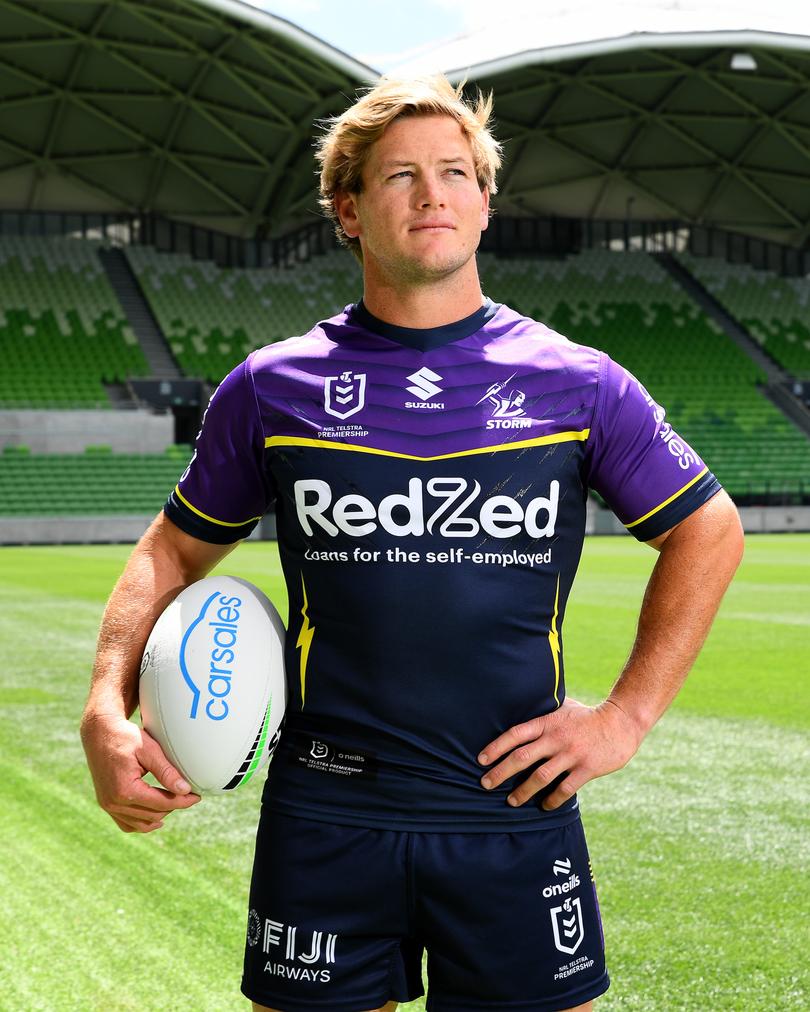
[0, 237, 148, 408]
[126, 246, 362, 383]
[114, 242, 810, 500]
[0, 444, 189, 517]
[1, 238, 808, 534]
[675, 251, 810, 379]
[478, 249, 810, 499]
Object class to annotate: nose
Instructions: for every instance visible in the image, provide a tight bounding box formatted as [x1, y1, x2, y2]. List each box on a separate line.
[415, 172, 445, 208]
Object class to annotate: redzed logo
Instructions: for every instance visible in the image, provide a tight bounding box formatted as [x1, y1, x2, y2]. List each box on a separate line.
[294, 477, 560, 540]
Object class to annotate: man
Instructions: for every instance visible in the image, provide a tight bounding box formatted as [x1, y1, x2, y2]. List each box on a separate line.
[81, 76, 744, 1012]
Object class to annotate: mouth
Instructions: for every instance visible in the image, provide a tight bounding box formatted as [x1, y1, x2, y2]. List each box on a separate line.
[409, 223, 455, 232]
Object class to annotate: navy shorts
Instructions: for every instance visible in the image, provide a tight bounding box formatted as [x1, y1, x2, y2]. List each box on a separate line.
[242, 809, 609, 1012]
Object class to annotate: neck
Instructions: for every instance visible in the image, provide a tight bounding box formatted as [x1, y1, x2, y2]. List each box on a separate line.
[361, 257, 484, 329]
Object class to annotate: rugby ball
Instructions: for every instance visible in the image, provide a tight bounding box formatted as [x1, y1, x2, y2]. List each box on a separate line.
[139, 576, 287, 794]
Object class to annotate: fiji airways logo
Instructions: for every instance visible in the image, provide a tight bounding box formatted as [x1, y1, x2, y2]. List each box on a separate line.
[248, 910, 338, 984]
[179, 591, 243, 722]
[478, 373, 533, 430]
[324, 371, 366, 420]
[406, 367, 444, 409]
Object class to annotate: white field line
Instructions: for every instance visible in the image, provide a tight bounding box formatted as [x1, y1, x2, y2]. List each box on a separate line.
[722, 611, 810, 626]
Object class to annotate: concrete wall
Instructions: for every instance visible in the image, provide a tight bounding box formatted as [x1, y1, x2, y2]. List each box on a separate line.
[0, 409, 174, 454]
[0, 507, 803, 546]
[737, 504, 810, 533]
[0, 513, 275, 545]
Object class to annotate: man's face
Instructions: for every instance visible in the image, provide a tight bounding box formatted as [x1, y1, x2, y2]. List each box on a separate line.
[336, 114, 490, 285]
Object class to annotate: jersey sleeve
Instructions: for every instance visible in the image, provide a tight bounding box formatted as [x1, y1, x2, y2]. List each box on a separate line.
[584, 354, 722, 542]
[164, 356, 274, 544]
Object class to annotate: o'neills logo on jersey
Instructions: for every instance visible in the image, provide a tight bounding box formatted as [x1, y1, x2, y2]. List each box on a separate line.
[294, 478, 559, 539]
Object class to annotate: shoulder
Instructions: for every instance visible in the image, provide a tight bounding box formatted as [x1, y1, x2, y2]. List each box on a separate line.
[246, 306, 353, 376]
[489, 303, 603, 379]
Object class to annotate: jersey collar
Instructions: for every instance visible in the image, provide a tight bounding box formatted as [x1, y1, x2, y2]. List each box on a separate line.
[349, 298, 498, 352]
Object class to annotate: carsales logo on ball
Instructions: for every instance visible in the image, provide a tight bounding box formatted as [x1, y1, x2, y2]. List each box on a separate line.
[180, 591, 244, 721]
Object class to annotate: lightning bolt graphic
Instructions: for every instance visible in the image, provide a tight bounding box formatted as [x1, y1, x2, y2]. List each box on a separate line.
[549, 573, 561, 707]
[296, 573, 315, 708]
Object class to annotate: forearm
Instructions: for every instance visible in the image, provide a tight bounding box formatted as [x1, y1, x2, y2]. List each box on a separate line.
[83, 514, 230, 724]
[607, 490, 744, 737]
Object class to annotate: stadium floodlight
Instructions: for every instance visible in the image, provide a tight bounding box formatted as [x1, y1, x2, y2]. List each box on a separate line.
[730, 52, 758, 70]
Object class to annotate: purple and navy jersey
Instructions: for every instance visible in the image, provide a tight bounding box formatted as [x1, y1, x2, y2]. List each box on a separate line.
[165, 299, 720, 831]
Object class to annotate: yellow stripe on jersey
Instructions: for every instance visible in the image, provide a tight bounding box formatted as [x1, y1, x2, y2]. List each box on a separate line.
[549, 574, 562, 708]
[173, 485, 263, 528]
[296, 573, 315, 708]
[625, 466, 709, 529]
[264, 429, 590, 461]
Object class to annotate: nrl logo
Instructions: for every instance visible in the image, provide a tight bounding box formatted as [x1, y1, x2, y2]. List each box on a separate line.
[324, 370, 366, 420]
[550, 897, 585, 956]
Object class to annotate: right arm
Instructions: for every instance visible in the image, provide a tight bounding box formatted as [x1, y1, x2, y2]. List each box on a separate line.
[80, 512, 237, 833]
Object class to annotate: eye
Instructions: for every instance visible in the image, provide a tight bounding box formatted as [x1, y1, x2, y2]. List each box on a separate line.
[389, 170, 413, 180]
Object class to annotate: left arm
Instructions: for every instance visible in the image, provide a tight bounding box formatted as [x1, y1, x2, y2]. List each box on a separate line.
[478, 489, 744, 809]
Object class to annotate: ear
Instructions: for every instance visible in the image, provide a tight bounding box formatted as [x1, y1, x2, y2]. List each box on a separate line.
[335, 190, 362, 239]
[479, 186, 490, 232]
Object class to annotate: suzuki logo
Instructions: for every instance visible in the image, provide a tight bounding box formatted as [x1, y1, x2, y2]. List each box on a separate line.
[406, 367, 443, 402]
[324, 371, 366, 419]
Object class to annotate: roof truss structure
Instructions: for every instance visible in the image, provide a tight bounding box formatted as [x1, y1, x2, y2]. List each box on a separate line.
[465, 38, 810, 248]
[3, 3, 810, 250]
[0, 0, 374, 237]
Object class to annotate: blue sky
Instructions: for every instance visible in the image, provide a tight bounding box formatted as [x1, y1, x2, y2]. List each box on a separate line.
[251, 0, 493, 70]
[248, 1, 810, 72]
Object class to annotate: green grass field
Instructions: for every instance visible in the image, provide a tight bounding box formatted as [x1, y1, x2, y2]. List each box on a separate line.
[0, 535, 807, 1011]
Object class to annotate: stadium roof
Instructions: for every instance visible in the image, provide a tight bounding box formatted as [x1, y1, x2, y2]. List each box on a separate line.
[0, 0, 375, 237]
[398, 2, 810, 248]
[3, 0, 810, 250]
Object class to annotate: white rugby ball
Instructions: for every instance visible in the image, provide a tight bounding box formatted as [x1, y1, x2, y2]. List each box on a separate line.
[139, 575, 286, 794]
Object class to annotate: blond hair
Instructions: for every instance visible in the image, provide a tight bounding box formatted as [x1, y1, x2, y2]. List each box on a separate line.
[316, 75, 502, 260]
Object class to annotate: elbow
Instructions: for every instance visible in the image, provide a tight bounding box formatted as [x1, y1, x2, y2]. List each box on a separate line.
[719, 491, 745, 571]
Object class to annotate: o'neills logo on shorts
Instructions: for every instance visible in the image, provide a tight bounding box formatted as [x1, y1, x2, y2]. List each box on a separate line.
[293, 477, 559, 539]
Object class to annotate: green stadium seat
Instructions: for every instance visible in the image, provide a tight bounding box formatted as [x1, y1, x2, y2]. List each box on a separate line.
[126, 246, 362, 385]
[476, 249, 810, 499]
[0, 452, 184, 516]
[0, 236, 149, 408]
[676, 252, 810, 378]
